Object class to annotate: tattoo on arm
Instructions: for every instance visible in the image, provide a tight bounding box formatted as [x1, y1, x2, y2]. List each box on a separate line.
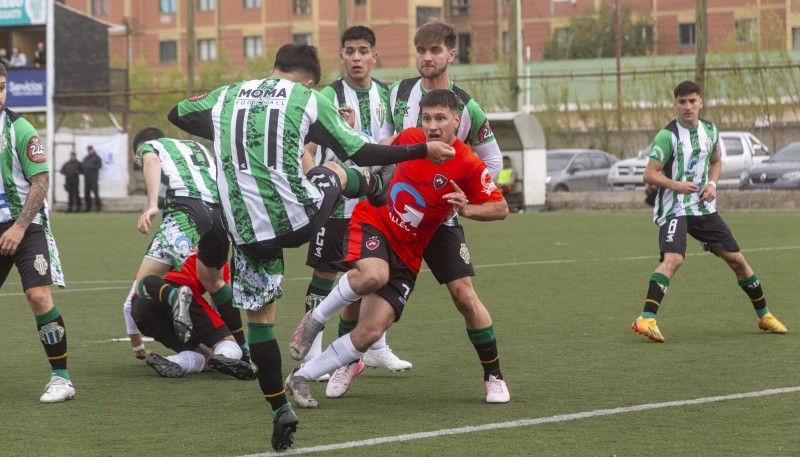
[15, 172, 48, 228]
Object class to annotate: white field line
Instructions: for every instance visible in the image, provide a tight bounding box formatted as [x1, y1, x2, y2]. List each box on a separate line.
[2, 245, 798, 298]
[244, 386, 800, 457]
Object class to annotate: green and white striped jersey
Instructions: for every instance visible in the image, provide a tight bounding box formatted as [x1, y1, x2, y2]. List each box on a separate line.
[136, 138, 218, 208]
[317, 77, 388, 218]
[172, 77, 368, 245]
[379, 76, 502, 177]
[649, 118, 721, 226]
[0, 109, 49, 224]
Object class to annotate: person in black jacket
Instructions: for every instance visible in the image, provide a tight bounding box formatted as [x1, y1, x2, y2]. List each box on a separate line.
[82, 145, 102, 212]
[60, 152, 82, 212]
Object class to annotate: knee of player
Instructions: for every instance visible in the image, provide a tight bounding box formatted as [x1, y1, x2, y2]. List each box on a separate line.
[25, 286, 53, 311]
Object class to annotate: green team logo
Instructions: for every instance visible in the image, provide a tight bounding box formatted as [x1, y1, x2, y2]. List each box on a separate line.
[38, 322, 65, 345]
[33, 254, 48, 276]
[375, 100, 387, 125]
[459, 243, 471, 264]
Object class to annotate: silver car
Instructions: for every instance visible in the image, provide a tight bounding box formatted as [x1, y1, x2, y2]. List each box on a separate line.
[607, 147, 650, 190]
[740, 142, 800, 189]
[546, 149, 618, 192]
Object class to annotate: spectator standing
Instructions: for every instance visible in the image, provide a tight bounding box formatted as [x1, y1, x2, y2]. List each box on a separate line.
[60, 152, 82, 212]
[9, 46, 27, 67]
[82, 145, 102, 212]
[33, 42, 45, 68]
[496, 155, 517, 195]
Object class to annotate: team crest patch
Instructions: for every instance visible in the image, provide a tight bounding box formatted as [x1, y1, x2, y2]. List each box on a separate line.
[38, 322, 65, 345]
[459, 243, 471, 264]
[433, 174, 448, 190]
[33, 254, 48, 276]
[365, 236, 380, 251]
[375, 100, 387, 125]
[27, 137, 46, 163]
[477, 119, 494, 143]
[480, 169, 497, 195]
[188, 93, 208, 102]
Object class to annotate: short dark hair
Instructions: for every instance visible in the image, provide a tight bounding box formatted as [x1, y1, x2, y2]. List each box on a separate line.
[341, 26, 376, 48]
[132, 127, 164, 154]
[419, 89, 459, 113]
[0, 63, 6, 78]
[274, 43, 321, 86]
[414, 18, 457, 50]
[673, 80, 701, 98]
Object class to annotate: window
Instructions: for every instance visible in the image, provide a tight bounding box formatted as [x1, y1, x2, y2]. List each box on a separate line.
[198, 0, 215, 12]
[451, 0, 469, 16]
[159, 40, 177, 63]
[636, 24, 653, 43]
[91, 0, 109, 16]
[160, 0, 177, 14]
[416, 7, 441, 27]
[292, 33, 312, 45]
[723, 138, 744, 157]
[244, 0, 261, 8]
[678, 23, 695, 46]
[591, 153, 613, 168]
[502, 31, 509, 54]
[354, 0, 367, 5]
[735, 18, 757, 44]
[793, 28, 800, 50]
[198, 39, 217, 61]
[571, 154, 592, 171]
[456, 33, 471, 63]
[244, 36, 263, 58]
[293, 0, 310, 15]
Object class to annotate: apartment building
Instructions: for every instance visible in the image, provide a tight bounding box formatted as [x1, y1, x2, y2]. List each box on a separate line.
[62, 0, 800, 71]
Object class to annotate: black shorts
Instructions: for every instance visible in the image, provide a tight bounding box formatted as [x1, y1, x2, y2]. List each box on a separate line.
[305, 217, 349, 273]
[422, 219, 475, 284]
[659, 213, 740, 261]
[344, 222, 417, 321]
[131, 281, 231, 353]
[0, 221, 52, 290]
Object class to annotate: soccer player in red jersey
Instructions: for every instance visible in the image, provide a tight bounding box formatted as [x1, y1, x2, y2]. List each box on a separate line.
[286, 89, 509, 408]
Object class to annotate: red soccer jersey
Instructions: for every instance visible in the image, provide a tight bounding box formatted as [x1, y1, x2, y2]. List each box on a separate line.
[347, 127, 503, 274]
[164, 254, 231, 326]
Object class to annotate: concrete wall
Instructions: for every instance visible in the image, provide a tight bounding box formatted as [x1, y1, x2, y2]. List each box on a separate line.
[545, 190, 800, 212]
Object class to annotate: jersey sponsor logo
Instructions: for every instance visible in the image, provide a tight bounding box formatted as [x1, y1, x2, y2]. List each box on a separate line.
[375, 100, 387, 125]
[38, 322, 65, 345]
[27, 137, 46, 163]
[0, 193, 6, 209]
[238, 87, 288, 99]
[33, 254, 48, 276]
[365, 236, 380, 251]
[480, 168, 497, 195]
[174, 236, 194, 258]
[433, 174, 448, 190]
[188, 93, 208, 102]
[388, 182, 425, 230]
[477, 119, 494, 143]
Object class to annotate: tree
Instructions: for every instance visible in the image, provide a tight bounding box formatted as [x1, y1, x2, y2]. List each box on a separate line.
[543, 2, 654, 60]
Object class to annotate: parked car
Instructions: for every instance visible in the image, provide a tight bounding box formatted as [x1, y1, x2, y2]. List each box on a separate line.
[546, 149, 617, 192]
[606, 131, 770, 190]
[740, 142, 800, 189]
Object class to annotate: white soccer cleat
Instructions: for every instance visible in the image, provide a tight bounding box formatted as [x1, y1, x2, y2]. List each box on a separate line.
[484, 374, 510, 404]
[325, 359, 365, 398]
[363, 346, 412, 372]
[39, 375, 76, 403]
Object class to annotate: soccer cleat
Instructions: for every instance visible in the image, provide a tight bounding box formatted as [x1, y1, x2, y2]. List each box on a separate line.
[326, 358, 365, 399]
[208, 354, 257, 380]
[757, 312, 787, 334]
[285, 369, 318, 409]
[363, 346, 412, 372]
[289, 310, 324, 361]
[171, 285, 193, 343]
[631, 316, 665, 343]
[484, 374, 510, 404]
[39, 375, 76, 403]
[367, 164, 395, 207]
[145, 353, 184, 378]
[271, 405, 299, 452]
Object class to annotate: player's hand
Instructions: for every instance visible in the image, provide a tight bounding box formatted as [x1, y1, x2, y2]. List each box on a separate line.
[0, 223, 24, 256]
[425, 141, 455, 165]
[338, 107, 356, 128]
[675, 181, 699, 195]
[137, 207, 159, 234]
[133, 347, 151, 360]
[698, 183, 716, 202]
[443, 180, 469, 215]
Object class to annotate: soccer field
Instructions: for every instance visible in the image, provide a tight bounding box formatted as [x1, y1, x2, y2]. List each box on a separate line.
[2, 211, 799, 457]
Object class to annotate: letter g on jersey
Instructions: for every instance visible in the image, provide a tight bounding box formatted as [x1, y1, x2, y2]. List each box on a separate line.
[390, 182, 426, 228]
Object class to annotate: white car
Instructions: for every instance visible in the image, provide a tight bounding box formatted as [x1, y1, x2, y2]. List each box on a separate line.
[606, 131, 769, 190]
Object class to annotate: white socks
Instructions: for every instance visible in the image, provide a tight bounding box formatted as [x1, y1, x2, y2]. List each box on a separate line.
[295, 334, 363, 381]
[213, 339, 243, 360]
[168, 351, 206, 374]
[311, 272, 361, 324]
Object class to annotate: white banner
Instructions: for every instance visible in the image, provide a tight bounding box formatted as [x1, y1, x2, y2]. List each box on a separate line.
[51, 130, 130, 202]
